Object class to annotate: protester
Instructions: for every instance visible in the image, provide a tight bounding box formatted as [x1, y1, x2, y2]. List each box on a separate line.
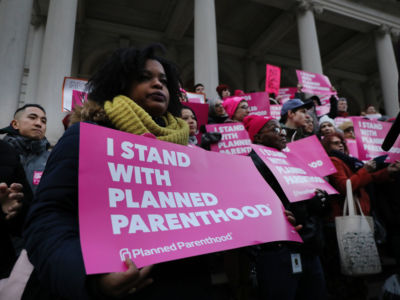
[0, 104, 50, 193]
[24, 45, 218, 300]
[222, 96, 249, 123]
[0, 140, 31, 280]
[279, 98, 313, 142]
[244, 115, 329, 300]
[180, 106, 198, 145]
[318, 115, 338, 139]
[194, 83, 205, 94]
[321, 132, 400, 299]
[208, 98, 228, 124]
[216, 84, 231, 99]
[338, 121, 355, 139]
[304, 112, 315, 137]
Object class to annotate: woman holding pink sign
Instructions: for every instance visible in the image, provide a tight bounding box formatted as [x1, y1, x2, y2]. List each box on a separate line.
[24, 45, 216, 300]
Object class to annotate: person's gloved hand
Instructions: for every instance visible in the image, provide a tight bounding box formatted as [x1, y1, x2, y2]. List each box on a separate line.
[200, 132, 222, 150]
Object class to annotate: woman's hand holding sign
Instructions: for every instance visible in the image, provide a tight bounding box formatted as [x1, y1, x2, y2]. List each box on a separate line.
[96, 258, 153, 298]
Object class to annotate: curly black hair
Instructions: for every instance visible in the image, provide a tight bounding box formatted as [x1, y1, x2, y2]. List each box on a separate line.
[86, 44, 182, 117]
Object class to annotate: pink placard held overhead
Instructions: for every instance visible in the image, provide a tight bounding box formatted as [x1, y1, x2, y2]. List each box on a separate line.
[296, 70, 336, 96]
[265, 64, 281, 96]
[316, 104, 330, 117]
[286, 136, 337, 177]
[242, 92, 270, 117]
[334, 117, 349, 127]
[251, 144, 338, 202]
[278, 87, 297, 103]
[352, 117, 400, 162]
[78, 123, 302, 274]
[206, 123, 252, 155]
[270, 105, 282, 119]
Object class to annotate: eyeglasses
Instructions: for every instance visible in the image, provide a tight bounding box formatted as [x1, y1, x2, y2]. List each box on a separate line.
[271, 127, 286, 135]
[238, 105, 249, 110]
[330, 141, 344, 146]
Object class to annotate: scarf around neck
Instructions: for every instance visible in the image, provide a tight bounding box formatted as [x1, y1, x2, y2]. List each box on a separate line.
[103, 95, 189, 145]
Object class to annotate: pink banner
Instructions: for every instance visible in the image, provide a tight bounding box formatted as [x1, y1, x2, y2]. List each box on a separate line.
[265, 64, 281, 96]
[278, 87, 297, 103]
[206, 123, 252, 155]
[251, 144, 338, 202]
[62, 77, 88, 112]
[270, 105, 282, 119]
[352, 117, 400, 162]
[319, 95, 331, 106]
[183, 102, 209, 145]
[296, 70, 336, 96]
[346, 139, 359, 159]
[79, 123, 302, 274]
[286, 136, 337, 177]
[315, 104, 330, 117]
[242, 92, 270, 117]
[186, 92, 206, 104]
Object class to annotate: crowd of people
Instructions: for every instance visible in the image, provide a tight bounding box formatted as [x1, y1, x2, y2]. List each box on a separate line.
[1, 44, 400, 300]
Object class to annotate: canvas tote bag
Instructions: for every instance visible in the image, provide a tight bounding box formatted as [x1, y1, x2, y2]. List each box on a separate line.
[335, 179, 382, 276]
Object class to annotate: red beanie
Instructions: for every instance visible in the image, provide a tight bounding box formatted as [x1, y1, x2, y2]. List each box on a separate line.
[234, 89, 245, 96]
[243, 115, 274, 142]
[222, 97, 245, 119]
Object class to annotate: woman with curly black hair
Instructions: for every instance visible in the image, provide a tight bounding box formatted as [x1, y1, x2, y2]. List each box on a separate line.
[24, 45, 215, 300]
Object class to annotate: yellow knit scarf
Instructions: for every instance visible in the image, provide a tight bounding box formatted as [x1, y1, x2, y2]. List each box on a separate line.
[104, 95, 189, 145]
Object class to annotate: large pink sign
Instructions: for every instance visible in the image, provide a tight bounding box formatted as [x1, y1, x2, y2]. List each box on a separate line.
[242, 92, 270, 117]
[265, 64, 281, 96]
[296, 70, 336, 96]
[270, 105, 282, 119]
[79, 123, 302, 274]
[206, 123, 252, 155]
[251, 144, 338, 202]
[286, 135, 337, 177]
[352, 117, 400, 162]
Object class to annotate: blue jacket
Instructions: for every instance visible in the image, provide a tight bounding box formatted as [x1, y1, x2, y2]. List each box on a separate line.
[24, 123, 212, 300]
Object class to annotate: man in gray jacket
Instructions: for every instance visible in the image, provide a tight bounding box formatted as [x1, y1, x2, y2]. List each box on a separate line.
[0, 104, 50, 193]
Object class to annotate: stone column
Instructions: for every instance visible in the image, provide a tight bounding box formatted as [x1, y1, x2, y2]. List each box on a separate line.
[245, 58, 259, 92]
[296, 1, 323, 74]
[25, 19, 45, 104]
[374, 25, 399, 117]
[0, 0, 34, 125]
[194, 0, 219, 99]
[35, 0, 78, 144]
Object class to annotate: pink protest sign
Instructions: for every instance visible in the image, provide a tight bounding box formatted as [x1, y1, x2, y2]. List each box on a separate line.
[265, 64, 281, 96]
[62, 77, 88, 112]
[183, 102, 209, 145]
[352, 117, 400, 162]
[278, 87, 297, 103]
[316, 104, 330, 117]
[251, 144, 337, 202]
[296, 70, 335, 96]
[286, 135, 337, 177]
[319, 95, 331, 105]
[79, 123, 302, 274]
[206, 123, 252, 155]
[186, 92, 206, 104]
[346, 139, 359, 158]
[242, 92, 270, 117]
[270, 105, 282, 119]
